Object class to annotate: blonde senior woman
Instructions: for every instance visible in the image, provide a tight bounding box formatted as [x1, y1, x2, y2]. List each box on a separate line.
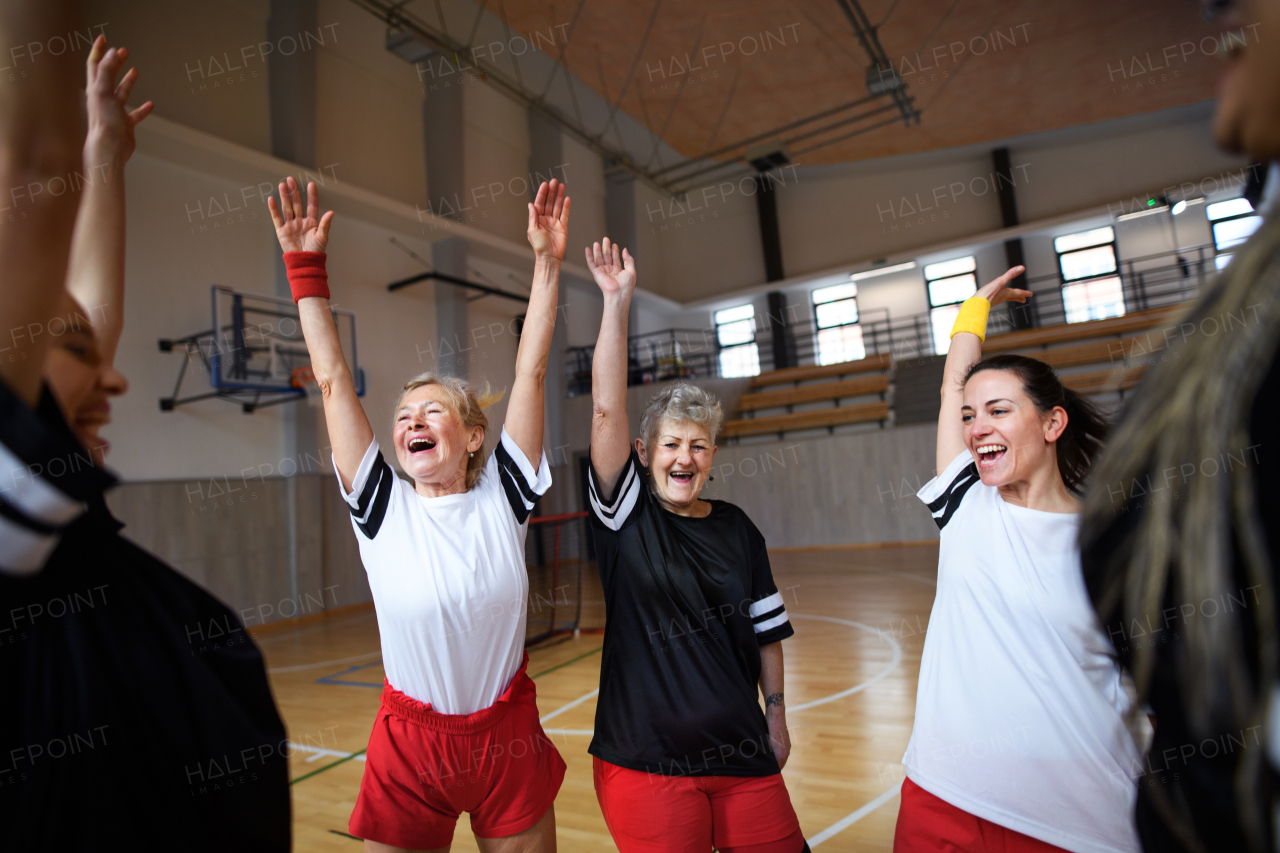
[267, 177, 570, 853]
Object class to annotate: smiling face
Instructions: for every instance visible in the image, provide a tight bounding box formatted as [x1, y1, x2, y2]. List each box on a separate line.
[392, 384, 484, 493]
[1212, 0, 1280, 160]
[635, 417, 718, 513]
[43, 293, 128, 463]
[961, 369, 1067, 489]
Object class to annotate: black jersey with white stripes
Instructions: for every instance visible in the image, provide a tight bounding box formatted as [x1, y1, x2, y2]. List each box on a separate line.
[586, 451, 793, 777]
[0, 381, 115, 576]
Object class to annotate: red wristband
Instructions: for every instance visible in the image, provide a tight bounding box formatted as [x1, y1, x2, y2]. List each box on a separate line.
[283, 251, 330, 303]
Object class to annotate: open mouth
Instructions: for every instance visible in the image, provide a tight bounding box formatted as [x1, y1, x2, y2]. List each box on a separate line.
[669, 470, 695, 485]
[975, 443, 1007, 467]
[407, 436, 437, 453]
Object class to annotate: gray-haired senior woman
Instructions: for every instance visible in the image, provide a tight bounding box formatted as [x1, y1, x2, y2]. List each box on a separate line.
[584, 238, 809, 853]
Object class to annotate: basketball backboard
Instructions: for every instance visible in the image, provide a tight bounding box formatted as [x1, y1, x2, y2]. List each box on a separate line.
[159, 285, 364, 413]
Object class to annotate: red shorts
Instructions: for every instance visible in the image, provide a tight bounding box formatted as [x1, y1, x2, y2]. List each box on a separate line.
[593, 756, 804, 853]
[349, 654, 566, 849]
[894, 776, 1070, 853]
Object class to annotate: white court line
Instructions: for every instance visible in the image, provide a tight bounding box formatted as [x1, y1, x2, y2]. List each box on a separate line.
[540, 688, 599, 723]
[287, 742, 368, 763]
[807, 781, 902, 847]
[268, 651, 382, 673]
[786, 614, 903, 712]
[532, 613, 904, 735]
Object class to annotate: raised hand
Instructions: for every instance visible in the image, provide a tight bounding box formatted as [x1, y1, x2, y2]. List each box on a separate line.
[976, 265, 1032, 307]
[527, 179, 570, 259]
[268, 177, 334, 254]
[84, 35, 154, 164]
[584, 237, 636, 298]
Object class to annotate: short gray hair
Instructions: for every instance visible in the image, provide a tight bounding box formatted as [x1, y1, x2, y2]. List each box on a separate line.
[639, 382, 724, 448]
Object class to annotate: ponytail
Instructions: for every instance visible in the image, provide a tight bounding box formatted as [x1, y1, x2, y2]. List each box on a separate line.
[965, 354, 1108, 494]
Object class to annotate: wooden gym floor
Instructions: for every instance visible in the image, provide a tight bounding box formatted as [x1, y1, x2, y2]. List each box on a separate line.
[255, 543, 940, 852]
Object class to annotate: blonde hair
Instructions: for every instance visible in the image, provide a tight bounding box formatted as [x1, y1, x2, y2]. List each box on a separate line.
[392, 372, 505, 490]
[639, 382, 724, 449]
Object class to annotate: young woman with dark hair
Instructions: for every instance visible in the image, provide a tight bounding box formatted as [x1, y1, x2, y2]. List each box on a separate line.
[894, 267, 1142, 853]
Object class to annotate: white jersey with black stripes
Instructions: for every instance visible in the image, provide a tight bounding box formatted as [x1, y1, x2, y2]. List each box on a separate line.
[905, 450, 1141, 853]
[336, 427, 551, 715]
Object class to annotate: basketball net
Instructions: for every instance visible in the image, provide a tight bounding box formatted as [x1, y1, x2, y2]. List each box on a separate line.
[290, 366, 323, 408]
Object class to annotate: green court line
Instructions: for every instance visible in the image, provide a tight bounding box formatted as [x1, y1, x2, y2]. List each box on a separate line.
[328, 829, 363, 841]
[289, 749, 367, 786]
[291, 644, 600, 786]
[530, 645, 602, 680]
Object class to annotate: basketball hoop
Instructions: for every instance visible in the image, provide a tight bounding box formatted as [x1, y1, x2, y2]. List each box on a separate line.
[291, 366, 323, 407]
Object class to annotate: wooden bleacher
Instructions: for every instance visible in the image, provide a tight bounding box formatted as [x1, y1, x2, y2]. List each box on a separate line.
[721, 401, 891, 439]
[983, 305, 1180, 354]
[746, 353, 891, 388]
[722, 353, 891, 439]
[719, 302, 1185, 441]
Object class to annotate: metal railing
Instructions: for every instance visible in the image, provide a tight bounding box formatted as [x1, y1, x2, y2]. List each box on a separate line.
[564, 243, 1216, 395]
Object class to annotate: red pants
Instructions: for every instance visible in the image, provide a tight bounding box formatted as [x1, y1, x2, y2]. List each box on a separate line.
[349, 655, 565, 849]
[894, 776, 1070, 853]
[593, 756, 805, 853]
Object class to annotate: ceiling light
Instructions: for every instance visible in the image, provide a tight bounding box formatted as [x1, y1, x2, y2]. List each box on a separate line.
[866, 64, 902, 96]
[386, 28, 435, 64]
[1116, 205, 1168, 221]
[850, 261, 916, 281]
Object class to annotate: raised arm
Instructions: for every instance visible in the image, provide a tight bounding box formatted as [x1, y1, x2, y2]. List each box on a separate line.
[936, 266, 1029, 473]
[585, 238, 637, 494]
[505, 179, 570, 467]
[66, 36, 154, 363]
[267, 177, 372, 492]
[0, 0, 84, 406]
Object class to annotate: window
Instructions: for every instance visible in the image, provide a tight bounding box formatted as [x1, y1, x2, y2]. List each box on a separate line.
[924, 256, 977, 355]
[811, 282, 865, 365]
[1207, 197, 1261, 270]
[714, 304, 760, 378]
[1055, 226, 1124, 323]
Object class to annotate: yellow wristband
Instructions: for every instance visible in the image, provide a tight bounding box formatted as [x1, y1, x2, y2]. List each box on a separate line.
[950, 296, 991, 342]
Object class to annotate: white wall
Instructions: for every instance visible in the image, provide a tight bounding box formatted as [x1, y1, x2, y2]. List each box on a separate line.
[641, 101, 1247, 321]
[317, 0, 427, 207]
[111, 153, 287, 481]
[106, 153, 441, 482]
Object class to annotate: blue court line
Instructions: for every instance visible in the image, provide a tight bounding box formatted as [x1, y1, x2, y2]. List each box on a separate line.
[315, 659, 384, 688]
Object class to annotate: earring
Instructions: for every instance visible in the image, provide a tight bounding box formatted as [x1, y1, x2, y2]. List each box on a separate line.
[469, 452, 474, 458]
[709, 474, 715, 481]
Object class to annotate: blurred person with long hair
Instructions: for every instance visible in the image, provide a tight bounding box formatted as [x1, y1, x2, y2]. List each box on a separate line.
[1079, 0, 1280, 849]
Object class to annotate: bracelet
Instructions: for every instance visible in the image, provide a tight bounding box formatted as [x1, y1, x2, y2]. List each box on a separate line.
[950, 296, 991, 342]
[283, 251, 330, 303]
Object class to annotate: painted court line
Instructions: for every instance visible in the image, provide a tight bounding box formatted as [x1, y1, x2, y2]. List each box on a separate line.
[540, 688, 599, 723]
[529, 645, 602, 680]
[288, 741, 369, 764]
[783, 614, 902, 712]
[807, 781, 902, 847]
[535, 614, 903, 736]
